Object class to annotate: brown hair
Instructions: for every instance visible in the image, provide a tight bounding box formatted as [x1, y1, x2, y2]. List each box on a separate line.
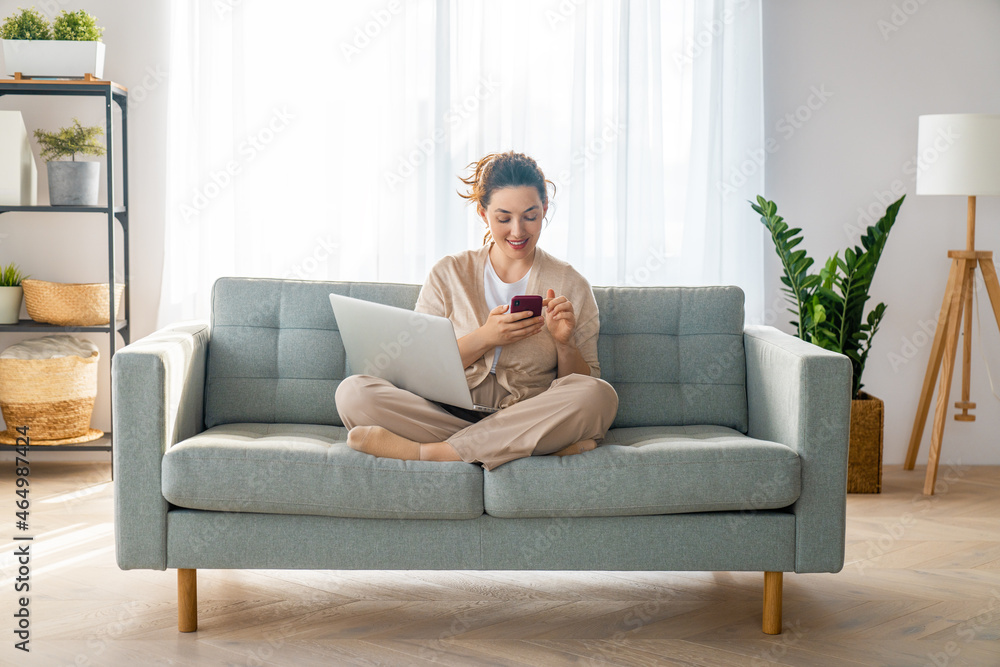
[457, 151, 556, 245]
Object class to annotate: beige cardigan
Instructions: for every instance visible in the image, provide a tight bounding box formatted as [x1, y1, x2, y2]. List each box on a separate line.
[414, 241, 601, 408]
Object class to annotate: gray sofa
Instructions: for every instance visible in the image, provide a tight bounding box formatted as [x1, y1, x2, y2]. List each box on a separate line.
[112, 277, 852, 635]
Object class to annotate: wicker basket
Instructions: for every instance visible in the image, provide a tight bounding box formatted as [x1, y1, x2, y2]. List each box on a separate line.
[848, 391, 884, 493]
[23, 279, 125, 326]
[0, 348, 101, 444]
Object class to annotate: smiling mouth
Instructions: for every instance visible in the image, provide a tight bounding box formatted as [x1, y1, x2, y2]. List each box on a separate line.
[507, 238, 528, 248]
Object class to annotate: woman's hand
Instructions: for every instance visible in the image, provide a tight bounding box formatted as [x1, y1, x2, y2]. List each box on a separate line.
[542, 288, 576, 347]
[479, 303, 545, 348]
[457, 303, 544, 369]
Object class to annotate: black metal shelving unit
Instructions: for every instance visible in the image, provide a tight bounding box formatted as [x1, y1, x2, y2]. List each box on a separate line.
[0, 79, 130, 456]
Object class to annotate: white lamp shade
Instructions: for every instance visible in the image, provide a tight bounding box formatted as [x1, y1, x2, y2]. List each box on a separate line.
[916, 114, 1000, 196]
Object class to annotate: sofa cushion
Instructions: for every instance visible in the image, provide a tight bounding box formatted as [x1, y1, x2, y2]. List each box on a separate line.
[161, 423, 484, 520]
[205, 278, 422, 428]
[482, 425, 800, 518]
[594, 286, 748, 431]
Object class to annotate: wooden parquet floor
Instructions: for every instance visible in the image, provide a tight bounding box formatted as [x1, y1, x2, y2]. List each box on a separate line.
[1, 461, 998, 666]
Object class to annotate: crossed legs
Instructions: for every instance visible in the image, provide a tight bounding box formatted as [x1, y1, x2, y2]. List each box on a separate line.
[344, 425, 593, 461]
[336, 373, 618, 470]
[343, 425, 456, 461]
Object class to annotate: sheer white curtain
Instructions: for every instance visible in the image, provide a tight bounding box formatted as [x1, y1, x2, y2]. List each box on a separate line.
[159, 0, 763, 325]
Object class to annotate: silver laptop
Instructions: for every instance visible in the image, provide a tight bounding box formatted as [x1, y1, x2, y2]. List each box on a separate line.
[329, 293, 499, 414]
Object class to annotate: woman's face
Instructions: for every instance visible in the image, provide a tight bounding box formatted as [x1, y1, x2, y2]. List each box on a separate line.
[479, 186, 547, 261]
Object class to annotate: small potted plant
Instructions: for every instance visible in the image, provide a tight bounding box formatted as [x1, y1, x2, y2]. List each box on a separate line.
[0, 262, 27, 324]
[34, 118, 106, 205]
[1, 8, 105, 79]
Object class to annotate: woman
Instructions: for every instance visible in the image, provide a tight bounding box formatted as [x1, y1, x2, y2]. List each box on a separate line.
[336, 151, 618, 470]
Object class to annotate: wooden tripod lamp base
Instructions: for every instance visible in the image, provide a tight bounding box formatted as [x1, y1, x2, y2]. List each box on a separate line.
[907, 114, 1000, 494]
[905, 195, 1000, 494]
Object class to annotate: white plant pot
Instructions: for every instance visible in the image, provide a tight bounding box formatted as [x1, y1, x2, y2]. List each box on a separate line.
[0, 286, 23, 325]
[2, 40, 105, 79]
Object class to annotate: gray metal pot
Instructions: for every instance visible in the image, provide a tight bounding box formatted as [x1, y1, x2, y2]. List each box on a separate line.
[47, 161, 100, 206]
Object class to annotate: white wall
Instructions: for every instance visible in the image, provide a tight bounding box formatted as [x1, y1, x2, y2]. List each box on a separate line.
[0, 0, 169, 435]
[762, 0, 1000, 464]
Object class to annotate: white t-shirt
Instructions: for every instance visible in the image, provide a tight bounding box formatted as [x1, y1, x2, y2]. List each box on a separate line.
[484, 256, 531, 374]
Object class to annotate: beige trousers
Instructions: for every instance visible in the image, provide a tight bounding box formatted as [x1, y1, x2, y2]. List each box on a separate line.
[335, 372, 619, 470]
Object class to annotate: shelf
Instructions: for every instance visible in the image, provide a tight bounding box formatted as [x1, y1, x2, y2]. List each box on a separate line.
[0, 205, 126, 214]
[0, 77, 126, 89]
[0, 446, 111, 451]
[0, 78, 129, 474]
[0, 78, 127, 99]
[0, 434, 112, 452]
[0, 319, 127, 333]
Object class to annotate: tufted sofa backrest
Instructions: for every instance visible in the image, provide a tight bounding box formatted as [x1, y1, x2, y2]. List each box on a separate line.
[205, 278, 747, 431]
[592, 286, 746, 431]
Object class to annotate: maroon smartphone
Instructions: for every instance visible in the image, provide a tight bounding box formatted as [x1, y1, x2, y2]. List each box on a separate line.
[510, 294, 543, 319]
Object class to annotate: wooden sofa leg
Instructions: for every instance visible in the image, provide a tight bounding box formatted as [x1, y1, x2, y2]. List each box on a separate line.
[178, 568, 198, 632]
[763, 571, 782, 634]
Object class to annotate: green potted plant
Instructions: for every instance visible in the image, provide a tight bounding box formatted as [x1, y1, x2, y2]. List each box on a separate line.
[0, 262, 28, 324]
[752, 194, 905, 493]
[33, 118, 105, 205]
[1, 7, 105, 79]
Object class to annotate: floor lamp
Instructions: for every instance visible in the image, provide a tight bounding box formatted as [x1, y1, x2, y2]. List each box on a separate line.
[905, 114, 1000, 495]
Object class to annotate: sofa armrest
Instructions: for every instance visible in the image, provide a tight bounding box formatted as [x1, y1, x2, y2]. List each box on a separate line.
[743, 324, 852, 574]
[112, 321, 210, 570]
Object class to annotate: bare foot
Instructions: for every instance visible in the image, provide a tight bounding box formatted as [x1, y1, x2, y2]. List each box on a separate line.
[346, 426, 421, 460]
[549, 439, 598, 457]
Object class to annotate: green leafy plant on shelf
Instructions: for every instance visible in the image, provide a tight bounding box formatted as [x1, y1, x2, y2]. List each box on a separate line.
[0, 7, 103, 41]
[0, 7, 52, 40]
[751, 194, 905, 399]
[52, 9, 104, 41]
[0, 262, 27, 287]
[33, 118, 106, 162]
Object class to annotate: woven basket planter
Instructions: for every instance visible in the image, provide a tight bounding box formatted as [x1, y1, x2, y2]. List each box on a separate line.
[23, 279, 124, 326]
[0, 349, 102, 444]
[848, 391, 884, 494]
